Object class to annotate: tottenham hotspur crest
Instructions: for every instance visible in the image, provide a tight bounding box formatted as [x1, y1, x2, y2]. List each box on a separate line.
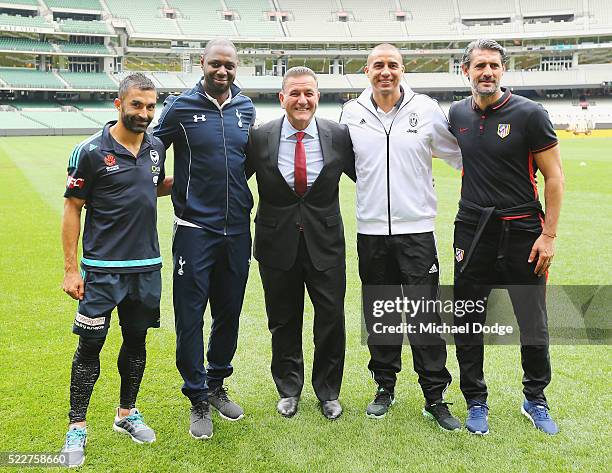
[497, 123, 511, 139]
[178, 256, 185, 276]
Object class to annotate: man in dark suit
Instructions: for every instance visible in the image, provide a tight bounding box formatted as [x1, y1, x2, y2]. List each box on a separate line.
[247, 67, 355, 420]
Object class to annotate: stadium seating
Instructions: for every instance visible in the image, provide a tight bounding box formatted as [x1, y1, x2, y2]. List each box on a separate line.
[402, 0, 454, 36]
[277, 0, 348, 38]
[57, 42, 111, 55]
[589, 0, 612, 28]
[519, 0, 581, 14]
[342, 0, 405, 38]
[22, 110, 100, 127]
[225, 0, 284, 38]
[151, 71, 188, 89]
[458, 0, 515, 17]
[0, 37, 54, 53]
[0, 0, 39, 5]
[57, 19, 112, 34]
[82, 110, 118, 125]
[0, 68, 65, 89]
[168, 0, 235, 37]
[0, 14, 52, 30]
[0, 111, 47, 129]
[59, 72, 116, 89]
[45, 0, 102, 9]
[104, 0, 181, 36]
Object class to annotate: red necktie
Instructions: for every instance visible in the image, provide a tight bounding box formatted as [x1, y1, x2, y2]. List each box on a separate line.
[294, 131, 307, 196]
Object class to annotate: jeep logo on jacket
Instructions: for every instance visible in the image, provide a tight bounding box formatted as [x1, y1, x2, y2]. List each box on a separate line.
[154, 81, 255, 235]
[340, 84, 462, 236]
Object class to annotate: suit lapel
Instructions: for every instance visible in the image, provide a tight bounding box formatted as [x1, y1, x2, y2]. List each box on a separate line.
[267, 117, 282, 168]
[316, 117, 332, 168]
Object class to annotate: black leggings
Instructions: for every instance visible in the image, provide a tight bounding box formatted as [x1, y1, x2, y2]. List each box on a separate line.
[68, 327, 147, 423]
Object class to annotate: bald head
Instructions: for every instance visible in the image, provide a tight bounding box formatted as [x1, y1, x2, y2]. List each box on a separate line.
[367, 43, 402, 66]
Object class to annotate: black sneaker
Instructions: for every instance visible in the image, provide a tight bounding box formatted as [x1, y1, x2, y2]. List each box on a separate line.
[423, 401, 461, 431]
[366, 386, 395, 419]
[208, 385, 244, 421]
[189, 400, 213, 440]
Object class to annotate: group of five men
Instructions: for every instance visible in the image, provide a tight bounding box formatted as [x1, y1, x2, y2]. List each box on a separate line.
[60, 38, 563, 467]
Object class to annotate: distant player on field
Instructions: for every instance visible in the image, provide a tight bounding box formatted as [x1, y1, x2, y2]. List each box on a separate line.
[59, 73, 172, 467]
[449, 39, 564, 435]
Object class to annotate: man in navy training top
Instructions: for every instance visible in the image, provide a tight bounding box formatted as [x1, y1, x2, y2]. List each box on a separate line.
[449, 39, 564, 436]
[154, 38, 255, 440]
[60, 73, 172, 467]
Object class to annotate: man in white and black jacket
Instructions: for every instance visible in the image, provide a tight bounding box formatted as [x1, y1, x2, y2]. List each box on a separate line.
[340, 43, 463, 430]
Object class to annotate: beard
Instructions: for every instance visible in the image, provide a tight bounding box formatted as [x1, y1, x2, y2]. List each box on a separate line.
[472, 78, 500, 97]
[204, 74, 231, 97]
[121, 111, 151, 133]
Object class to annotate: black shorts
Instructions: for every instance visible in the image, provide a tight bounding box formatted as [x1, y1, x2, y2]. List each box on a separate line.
[73, 270, 161, 338]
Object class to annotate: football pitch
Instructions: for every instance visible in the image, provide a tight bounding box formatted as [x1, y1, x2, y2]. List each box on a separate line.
[0, 133, 610, 472]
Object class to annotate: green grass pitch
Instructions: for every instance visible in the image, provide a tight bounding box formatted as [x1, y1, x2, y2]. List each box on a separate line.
[0, 134, 610, 472]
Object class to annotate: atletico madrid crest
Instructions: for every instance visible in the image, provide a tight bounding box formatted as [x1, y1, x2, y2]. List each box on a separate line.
[497, 123, 511, 139]
[455, 248, 464, 262]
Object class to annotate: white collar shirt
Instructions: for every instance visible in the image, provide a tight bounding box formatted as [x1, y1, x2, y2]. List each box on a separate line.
[278, 116, 324, 191]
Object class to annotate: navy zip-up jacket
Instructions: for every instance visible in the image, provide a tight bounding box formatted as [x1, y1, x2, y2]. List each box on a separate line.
[154, 81, 255, 235]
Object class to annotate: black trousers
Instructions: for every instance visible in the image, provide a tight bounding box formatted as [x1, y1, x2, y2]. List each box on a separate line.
[358, 232, 452, 404]
[454, 221, 551, 406]
[259, 234, 346, 401]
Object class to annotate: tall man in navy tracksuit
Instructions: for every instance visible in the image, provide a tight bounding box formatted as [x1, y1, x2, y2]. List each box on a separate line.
[154, 39, 255, 440]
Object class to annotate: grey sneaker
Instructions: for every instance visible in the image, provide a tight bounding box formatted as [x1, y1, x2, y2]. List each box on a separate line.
[366, 386, 395, 419]
[190, 400, 213, 439]
[60, 426, 87, 468]
[209, 385, 244, 421]
[113, 408, 156, 444]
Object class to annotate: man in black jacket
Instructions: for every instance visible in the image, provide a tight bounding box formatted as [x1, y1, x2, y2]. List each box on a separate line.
[247, 67, 355, 419]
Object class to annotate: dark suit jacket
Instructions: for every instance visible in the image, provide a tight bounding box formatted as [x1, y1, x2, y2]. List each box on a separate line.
[247, 116, 355, 272]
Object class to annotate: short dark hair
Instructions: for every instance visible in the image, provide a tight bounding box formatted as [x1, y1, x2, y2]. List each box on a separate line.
[461, 39, 507, 68]
[118, 72, 155, 100]
[281, 66, 318, 92]
[202, 38, 237, 59]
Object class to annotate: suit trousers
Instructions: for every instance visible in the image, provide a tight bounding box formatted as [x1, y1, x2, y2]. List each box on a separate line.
[453, 221, 551, 406]
[172, 224, 251, 404]
[358, 232, 452, 404]
[259, 233, 346, 401]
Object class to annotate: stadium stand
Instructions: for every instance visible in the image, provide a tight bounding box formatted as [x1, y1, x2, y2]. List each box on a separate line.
[59, 71, 116, 89]
[225, 0, 284, 38]
[151, 71, 188, 89]
[56, 42, 112, 55]
[57, 19, 112, 35]
[519, 0, 581, 14]
[589, 0, 612, 28]
[0, 68, 65, 89]
[0, 13, 53, 29]
[278, 0, 348, 38]
[0, 0, 39, 5]
[104, 0, 182, 37]
[22, 110, 100, 127]
[44, 0, 102, 9]
[0, 111, 47, 130]
[403, 0, 455, 35]
[168, 0, 235, 37]
[0, 37, 54, 53]
[342, 0, 405, 38]
[459, 0, 515, 17]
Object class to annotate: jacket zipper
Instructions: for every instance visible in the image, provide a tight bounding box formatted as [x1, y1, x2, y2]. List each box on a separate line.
[357, 99, 413, 236]
[219, 108, 229, 236]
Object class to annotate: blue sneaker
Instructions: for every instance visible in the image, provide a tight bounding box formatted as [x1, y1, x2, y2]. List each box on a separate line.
[465, 401, 489, 435]
[521, 399, 559, 435]
[60, 426, 87, 468]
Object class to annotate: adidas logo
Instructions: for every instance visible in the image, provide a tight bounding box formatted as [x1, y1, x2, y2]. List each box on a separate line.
[359, 118, 366, 124]
[428, 263, 438, 274]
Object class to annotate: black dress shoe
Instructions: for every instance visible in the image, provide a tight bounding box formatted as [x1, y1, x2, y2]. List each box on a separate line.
[277, 397, 299, 417]
[321, 399, 342, 420]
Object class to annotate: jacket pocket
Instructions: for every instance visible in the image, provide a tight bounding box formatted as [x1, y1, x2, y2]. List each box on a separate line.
[255, 215, 277, 228]
[324, 214, 341, 227]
